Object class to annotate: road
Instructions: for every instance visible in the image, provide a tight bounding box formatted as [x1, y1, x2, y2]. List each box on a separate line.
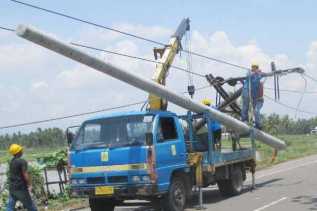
[77, 154, 317, 211]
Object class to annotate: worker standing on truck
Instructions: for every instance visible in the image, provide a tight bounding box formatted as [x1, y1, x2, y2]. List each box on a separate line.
[6, 144, 38, 211]
[241, 63, 264, 129]
[202, 99, 222, 149]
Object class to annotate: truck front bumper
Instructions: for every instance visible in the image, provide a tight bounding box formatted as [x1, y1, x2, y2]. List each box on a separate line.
[70, 184, 158, 199]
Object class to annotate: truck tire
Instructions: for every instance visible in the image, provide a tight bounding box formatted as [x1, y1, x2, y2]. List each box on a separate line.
[89, 197, 115, 211]
[217, 166, 243, 197]
[163, 177, 187, 211]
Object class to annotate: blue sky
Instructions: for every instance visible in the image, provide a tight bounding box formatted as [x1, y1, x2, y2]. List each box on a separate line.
[2, 0, 316, 61]
[0, 0, 317, 134]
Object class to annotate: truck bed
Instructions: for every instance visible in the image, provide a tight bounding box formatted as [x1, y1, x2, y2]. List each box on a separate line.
[202, 148, 255, 167]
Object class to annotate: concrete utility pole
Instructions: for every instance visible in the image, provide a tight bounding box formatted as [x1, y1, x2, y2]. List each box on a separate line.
[16, 24, 286, 150]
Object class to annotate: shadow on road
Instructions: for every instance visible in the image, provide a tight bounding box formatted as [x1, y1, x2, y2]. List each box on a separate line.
[254, 178, 283, 188]
[112, 178, 286, 211]
[291, 195, 317, 210]
[251, 177, 302, 188]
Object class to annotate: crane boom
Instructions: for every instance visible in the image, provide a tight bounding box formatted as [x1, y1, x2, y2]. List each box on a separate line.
[148, 18, 190, 110]
[16, 24, 286, 150]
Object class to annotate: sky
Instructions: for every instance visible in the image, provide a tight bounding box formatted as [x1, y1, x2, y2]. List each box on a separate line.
[0, 0, 317, 134]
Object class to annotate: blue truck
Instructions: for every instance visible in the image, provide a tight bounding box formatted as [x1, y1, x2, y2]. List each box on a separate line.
[67, 110, 255, 211]
[16, 18, 287, 211]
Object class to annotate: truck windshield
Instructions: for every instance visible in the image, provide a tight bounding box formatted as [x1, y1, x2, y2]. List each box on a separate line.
[72, 115, 153, 150]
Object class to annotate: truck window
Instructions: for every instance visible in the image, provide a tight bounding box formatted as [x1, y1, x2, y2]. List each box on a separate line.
[157, 117, 178, 142]
[75, 124, 101, 147]
[72, 115, 153, 150]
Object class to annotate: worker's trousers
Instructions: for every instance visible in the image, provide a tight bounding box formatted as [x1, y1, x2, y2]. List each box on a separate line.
[6, 190, 38, 211]
[241, 95, 263, 128]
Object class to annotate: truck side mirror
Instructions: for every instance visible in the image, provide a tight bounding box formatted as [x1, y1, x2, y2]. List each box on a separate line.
[145, 132, 153, 146]
[66, 130, 74, 146]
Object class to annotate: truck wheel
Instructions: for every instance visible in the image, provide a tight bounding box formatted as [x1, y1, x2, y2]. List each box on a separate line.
[163, 177, 187, 211]
[217, 166, 243, 197]
[89, 197, 115, 211]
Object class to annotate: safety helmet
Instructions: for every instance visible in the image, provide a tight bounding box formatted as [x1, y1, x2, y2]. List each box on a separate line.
[9, 144, 23, 155]
[251, 62, 259, 70]
[201, 99, 212, 106]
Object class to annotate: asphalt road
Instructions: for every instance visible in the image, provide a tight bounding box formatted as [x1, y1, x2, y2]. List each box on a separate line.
[76, 154, 317, 211]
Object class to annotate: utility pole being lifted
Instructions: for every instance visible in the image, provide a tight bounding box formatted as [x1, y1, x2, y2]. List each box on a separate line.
[16, 24, 287, 150]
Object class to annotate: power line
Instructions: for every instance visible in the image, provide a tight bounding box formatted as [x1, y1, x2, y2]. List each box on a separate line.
[2, 26, 316, 95]
[264, 87, 317, 94]
[182, 49, 249, 70]
[70, 42, 205, 78]
[3, 25, 315, 94]
[0, 26, 14, 32]
[10, 0, 166, 46]
[264, 94, 317, 116]
[0, 101, 146, 130]
[10, 0, 250, 71]
[0, 25, 205, 78]
[0, 84, 213, 130]
[304, 73, 317, 83]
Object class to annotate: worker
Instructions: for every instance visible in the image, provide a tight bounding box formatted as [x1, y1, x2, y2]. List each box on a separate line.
[6, 144, 38, 211]
[202, 99, 222, 149]
[241, 63, 264, 129]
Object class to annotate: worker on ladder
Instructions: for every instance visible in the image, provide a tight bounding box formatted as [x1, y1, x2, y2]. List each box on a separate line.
[241, 62, 264, 129]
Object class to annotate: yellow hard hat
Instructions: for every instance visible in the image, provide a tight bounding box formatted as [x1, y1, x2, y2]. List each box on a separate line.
[9, 144, 23, 155]
[251, 62, 259, 69]
[201, 99, 212, 106]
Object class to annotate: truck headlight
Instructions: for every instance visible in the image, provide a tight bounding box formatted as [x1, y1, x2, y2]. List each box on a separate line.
[78, 179, 86, 184]
[132, 176, 141, 183]
[142, 176, 150, 182]
[71, 178, 86, 184]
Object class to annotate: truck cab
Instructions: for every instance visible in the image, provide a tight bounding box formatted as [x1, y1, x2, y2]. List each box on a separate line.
[68, 111, 190, 209]
[68, 110, 255, 211]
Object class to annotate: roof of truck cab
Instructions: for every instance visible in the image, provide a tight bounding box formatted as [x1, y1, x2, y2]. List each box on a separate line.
[85, 110, 177, 122]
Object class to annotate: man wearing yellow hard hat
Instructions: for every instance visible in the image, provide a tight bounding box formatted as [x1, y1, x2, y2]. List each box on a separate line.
[6, 144, 38, 211]
[201, 99, 222, 149]
[241, 62, 264, 129]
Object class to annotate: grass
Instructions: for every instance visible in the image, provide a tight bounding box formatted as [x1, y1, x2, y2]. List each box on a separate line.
[219, 134, 317, 169]
[255, 134, 317, 168]
[1, 134, 317, 168]
[0, 147, 66, 164]
[39, 198, 88, 211]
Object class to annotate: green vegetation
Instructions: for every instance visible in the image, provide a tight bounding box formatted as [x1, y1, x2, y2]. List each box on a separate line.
[36, 149, 68, 168]
[220, 134, 317, 169]
[255, 134, 317, 168]
[0, 147, 66, 163]
[262, 113, 317, 135]
[43, 198, 88, 211]
[0, 128, 66, 151]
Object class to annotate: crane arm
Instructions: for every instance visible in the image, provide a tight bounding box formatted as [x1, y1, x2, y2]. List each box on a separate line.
[148, 18, 190, 110]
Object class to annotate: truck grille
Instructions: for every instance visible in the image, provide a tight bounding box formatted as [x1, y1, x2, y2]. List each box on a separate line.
[108, 176, 128, 183]
[86, 177, 105, 184]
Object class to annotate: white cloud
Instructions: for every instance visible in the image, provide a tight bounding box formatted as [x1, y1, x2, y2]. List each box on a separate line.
[0, 23, 317, 134]
[31, 81, 49, 90]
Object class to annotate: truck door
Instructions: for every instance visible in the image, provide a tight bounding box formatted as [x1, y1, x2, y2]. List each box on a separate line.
[154, 115, 186, 190]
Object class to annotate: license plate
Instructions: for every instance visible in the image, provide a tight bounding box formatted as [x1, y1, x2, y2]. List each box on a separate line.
[95, 186, 114, 195]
